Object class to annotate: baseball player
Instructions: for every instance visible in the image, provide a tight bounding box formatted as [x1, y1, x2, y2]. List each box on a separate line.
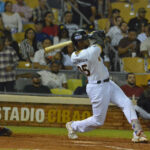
[66, 29, 148, 143]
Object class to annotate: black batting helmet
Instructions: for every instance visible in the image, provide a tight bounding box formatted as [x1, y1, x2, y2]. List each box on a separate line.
[71, 29, 88, 48]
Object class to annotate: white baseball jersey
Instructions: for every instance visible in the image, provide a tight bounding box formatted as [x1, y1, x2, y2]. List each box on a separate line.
[71, 44, 109, 83]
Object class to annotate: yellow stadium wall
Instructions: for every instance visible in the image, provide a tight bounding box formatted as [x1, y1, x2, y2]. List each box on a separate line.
[0, 94, 150, 130]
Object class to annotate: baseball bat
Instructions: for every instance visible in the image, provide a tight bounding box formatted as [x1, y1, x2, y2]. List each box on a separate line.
[45, 40, 72, 53]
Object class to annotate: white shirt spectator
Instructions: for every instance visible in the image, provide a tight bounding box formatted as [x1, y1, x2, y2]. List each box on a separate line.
[137, 33, 147, 42]
[12, 3, 33, 24]
[65, 24, 79, 37]
[37, 70, 67, 89]
[140, 37, 150, 56]
[63, 54, 74, 67]
[2, 12, 23, 33]
[106, 26, 123, 46]
[33, 49, 56, 65]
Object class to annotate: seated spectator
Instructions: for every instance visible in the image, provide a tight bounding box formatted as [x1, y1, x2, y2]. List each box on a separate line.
[128, 8, 148, 32]
[32, 0, 51, 22]
[121, 73, 144, 98]
[63, 11, 78, 37]
[62, 44, 75, 70]
[137, 22, 149, 42]
[105, 8, 120, 33]
[106, 16, 123, 47]
[140, 25, 150, 58]
[2, 1, 23, 33]
[52, 52, 64, 69]
[0, 0, 5, 13]
[0, 37, 18, 92]
[33, 37, 53, 69]
[4, 34, 23, 60]
[53, 24, 70, 45]
[23, 73, 50, 94]
[118, 28, 141, 58]
[20, 28, 40, 62]
[12, 0, 33, 24]
[134, 79, 150, 119]
[37, 61, 67, 89]
[0, 14, 11, 38]
[42, 11, 58, 40]
[34, 20, 50, 43]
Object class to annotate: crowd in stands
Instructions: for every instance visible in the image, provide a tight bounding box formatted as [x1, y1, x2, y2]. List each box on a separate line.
[0, 0, 150, 108]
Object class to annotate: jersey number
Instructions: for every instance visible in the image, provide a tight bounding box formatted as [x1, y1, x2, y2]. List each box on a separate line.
[77, 64, 90, 76]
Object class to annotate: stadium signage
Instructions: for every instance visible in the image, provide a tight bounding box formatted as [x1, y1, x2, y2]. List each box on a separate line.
[0, 106, 91, 124]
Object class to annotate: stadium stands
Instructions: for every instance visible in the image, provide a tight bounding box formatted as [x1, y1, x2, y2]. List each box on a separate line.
[51, 88, 73, 95]
[120, 57, 146, 73]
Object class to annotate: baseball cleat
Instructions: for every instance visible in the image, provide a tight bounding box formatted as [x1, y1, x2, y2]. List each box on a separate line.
[0, 127, 12, 136]
[132, 132, 148, 143]
[66, 122, 78, 139]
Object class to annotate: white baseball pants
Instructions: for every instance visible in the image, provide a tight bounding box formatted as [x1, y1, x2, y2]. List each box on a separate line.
[71, 80, 137, 132]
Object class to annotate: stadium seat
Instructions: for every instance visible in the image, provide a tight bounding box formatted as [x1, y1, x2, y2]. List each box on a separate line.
[52, 8, 59, 24]
[17, 61, 32, 69]
[111, 2, 135, 22]
[97, 18, 108, 30]
[50, 88, 73, 95]
[120, 57, 146, 73]
[135, 74, 150, 87]
[3, 0, 16, 4]
[12, 32, 25, 43]
[133, 0, 148, 12]
[24, 0, 39, 8]
[23, 23, 35, 31]
[67, 79, 82, 91]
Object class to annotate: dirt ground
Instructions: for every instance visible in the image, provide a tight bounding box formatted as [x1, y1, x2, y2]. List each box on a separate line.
[0, 134, 150, 150]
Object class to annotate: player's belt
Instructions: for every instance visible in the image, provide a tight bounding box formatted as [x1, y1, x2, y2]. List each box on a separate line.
[97, 78, 109, 84]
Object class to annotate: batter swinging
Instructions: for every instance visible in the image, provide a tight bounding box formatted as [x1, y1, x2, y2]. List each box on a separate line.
[66, 29, 148, 143]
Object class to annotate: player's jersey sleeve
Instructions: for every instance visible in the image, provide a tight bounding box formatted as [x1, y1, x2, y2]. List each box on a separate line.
[88, 44, 102, 61]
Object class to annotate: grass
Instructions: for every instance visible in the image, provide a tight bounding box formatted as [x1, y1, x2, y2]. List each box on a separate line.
[5, 126, 150, 139]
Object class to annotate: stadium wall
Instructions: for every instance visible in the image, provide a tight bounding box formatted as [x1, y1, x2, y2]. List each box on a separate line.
[0, 94, 149, 130]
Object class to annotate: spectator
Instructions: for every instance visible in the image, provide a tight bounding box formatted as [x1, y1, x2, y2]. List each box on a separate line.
[62, 44, 75, 70]
[33, 37, 53, 69]
[4, 34, 23, 60]
[121, 73, 144, 98]
[106, 16, 123, 47]
[140, 25, 150, 58]
[0, 0, 5, 13]
[20, 28, 40, 62]
[52, 52, 64, 69]
[118, 28, 141, 58]
[12, 0, 33, 24]
[74, 0, 97, 23]
[134, 79, 150, 119]
[53, 24, 69, 46]
[34, 20, 50, 43]
[23, 73, 50, 94]
[137, 22, 149, 42]
[0, 37, 18, 92]
[105, 8, 120, 33]
[63, 11, 78, 37]
[96, 0, 111, 18]
[42, 11, 58, 40]
[128, 8, 148, 32]
[37, 61, 67, 89]
[0, 14, 11, 38]
[32, 0, 51, 22]
[2, 1, 23, 33]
